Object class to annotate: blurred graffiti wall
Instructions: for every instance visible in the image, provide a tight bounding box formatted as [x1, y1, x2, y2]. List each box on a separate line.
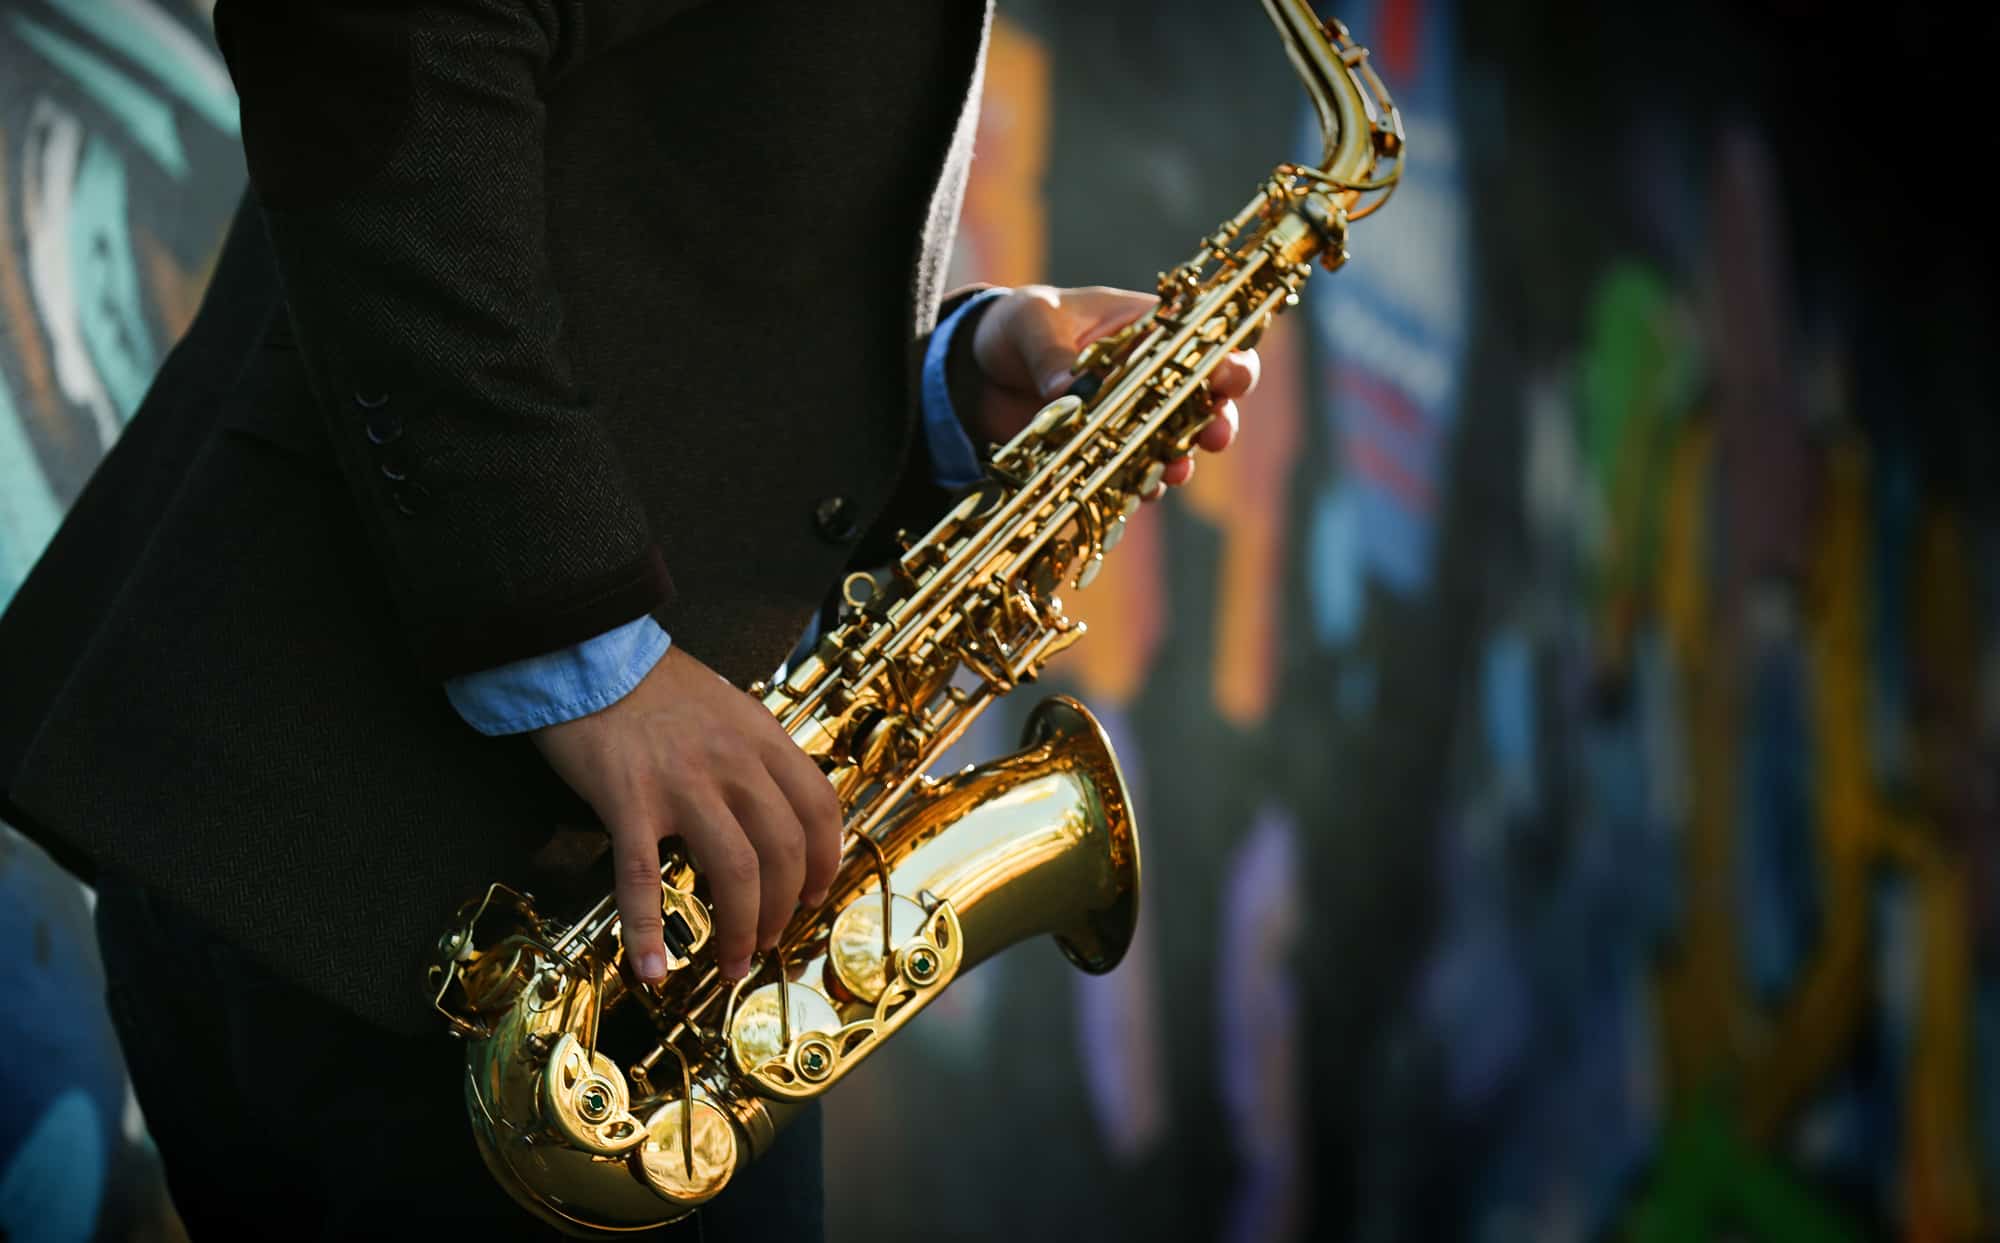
[2, 3, 1995, 1242]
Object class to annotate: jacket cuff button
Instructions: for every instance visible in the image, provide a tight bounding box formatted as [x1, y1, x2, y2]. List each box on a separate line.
[391, 481, 430, 518]
[354, 390, 390, 410]
[365, 413, 402, 445]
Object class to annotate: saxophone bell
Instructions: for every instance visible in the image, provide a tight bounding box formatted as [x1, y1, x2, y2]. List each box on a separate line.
[442, 696, 1137, 1236]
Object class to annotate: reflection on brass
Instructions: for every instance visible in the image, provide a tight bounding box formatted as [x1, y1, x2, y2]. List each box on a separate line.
[826, 892, 931, 1003]
[634, 1098, 736, 1203]
[727, 983, 842, 1079]
[424, 3, 1401, 1234]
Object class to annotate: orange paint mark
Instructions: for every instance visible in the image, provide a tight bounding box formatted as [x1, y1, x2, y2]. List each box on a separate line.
[1184, 314, 1303, 726]
[0, 121, 64, 432]
[137, 224, 211, 346]
[1657, 415, 1712, 674]
[1652, 414, 1755, 1094]
[950, 15, 1048, 290]
[1057, 503, 1166, 707]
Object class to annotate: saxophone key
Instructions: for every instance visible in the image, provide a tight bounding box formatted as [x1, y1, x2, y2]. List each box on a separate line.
[633, 1096, 738, 1204]
[824, 892, 933, 1004]
[727, 982, 841, 1079]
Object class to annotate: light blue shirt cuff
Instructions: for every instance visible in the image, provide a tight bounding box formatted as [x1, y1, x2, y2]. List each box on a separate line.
[445, 614, 672, 737]
[920, 288, 1008, 490]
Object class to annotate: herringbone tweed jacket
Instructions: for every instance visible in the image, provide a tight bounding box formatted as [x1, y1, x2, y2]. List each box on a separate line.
[0, 0, 994, 1033]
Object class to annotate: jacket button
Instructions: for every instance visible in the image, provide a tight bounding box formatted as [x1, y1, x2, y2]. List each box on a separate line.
[365, 412, 402, 445]
[813, 495, 859, 543]
[354, 390, 390, 410]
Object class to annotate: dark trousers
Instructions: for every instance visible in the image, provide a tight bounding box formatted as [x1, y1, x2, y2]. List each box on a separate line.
[92, 875, 823, 1241]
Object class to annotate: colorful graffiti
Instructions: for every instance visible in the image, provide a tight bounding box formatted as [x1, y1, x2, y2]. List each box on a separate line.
[833, 2, 1997, 1240]
[2, 3, 240, 1240]
[3, 2, 1995, 1242]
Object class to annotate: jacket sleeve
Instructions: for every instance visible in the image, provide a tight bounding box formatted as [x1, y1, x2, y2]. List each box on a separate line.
[213, 0, 688, 678]
[851, 284, 1003, 566]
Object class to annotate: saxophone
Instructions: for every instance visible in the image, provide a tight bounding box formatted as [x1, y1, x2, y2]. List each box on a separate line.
[426, 2, 1401, 1232]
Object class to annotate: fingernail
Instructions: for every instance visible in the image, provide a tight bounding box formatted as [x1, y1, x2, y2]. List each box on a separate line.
[722, 958, 751, 981]
[1040, 369, 1075, 397]
[638, 951, 666, 982]
[802, 887, 829, 908]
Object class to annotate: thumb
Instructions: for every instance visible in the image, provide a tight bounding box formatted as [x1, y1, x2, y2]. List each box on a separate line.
[1015, 311, 1085, 400]
[1037, 289, 1155, 396]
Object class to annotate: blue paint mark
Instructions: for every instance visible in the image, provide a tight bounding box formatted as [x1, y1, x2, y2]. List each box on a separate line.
[42, 0, 240, 137]
[1216, 808, 1304, 1243]
[1419, 807, 1533, 1111]
[1307, 485, 1363, 646]
[1299, 0, 1470, 602]
[0, 373, 62, 611]
[0, 1090, 105, 1243]
[70, 137, 155, 426]
[1978, 982, 2000, 1202]
[1480, 630, 1537, 814]
[1336, 665, 1377, 722]
[10, 13, 189, 179]
[1737, 635, 1817, 1003]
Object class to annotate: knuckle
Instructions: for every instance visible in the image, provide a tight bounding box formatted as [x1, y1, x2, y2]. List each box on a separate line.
[764, 823, 806, 870]
[618, 853, 663, 892]
[713, 842, 760, 890]
[812, 800, 844, 843]
[703, 730, 742, 767]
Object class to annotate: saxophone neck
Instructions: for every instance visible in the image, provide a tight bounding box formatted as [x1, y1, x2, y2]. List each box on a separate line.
[1260, 0, 1403, 189]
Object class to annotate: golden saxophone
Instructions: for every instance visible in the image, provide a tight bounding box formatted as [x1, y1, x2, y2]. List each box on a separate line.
[425, 3, 1401, 1233]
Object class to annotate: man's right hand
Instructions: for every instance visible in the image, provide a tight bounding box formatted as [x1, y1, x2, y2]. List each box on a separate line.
[529, 645, 844, 985]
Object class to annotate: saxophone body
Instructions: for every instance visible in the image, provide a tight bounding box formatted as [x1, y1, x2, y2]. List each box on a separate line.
[427, 3, 1401, 1233]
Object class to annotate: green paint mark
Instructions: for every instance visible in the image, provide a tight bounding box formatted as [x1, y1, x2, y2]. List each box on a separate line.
[1624, 1085, 1865, 1243]
[0, 370, 63, 611]
[42, 0, 239, 137]
[11, 13, 189, 179]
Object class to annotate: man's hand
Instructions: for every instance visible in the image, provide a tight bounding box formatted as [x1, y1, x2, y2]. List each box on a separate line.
[530, 645, 842, 986]
[965, 284, 1261, 499]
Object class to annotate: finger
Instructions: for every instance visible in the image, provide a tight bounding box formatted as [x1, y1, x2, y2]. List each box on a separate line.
[728, 769, 807, 952]
[608, 819, 669, 984]
[1196, 398, 1240, 454]
[1207, 348, 1261, 402]
[678, 800, 759, 980]
[1162, 456, 1196, 488]
[1072, 285, 1159, 340]
[764, 739, 844, 908]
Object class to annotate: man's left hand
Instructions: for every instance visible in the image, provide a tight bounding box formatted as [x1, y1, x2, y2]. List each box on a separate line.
[964, 284, 1261, 501]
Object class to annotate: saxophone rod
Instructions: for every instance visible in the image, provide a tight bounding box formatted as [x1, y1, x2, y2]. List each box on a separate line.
[772, 215, 1294, 739]
[869, 240, 1277, 629]
[789, 254, 1295, 742]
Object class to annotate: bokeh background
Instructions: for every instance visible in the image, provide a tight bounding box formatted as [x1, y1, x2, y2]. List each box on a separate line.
[2, 2, 1995, 1240]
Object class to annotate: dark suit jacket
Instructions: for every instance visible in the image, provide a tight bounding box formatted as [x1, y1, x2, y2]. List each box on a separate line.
[0, 0, 993, 1033]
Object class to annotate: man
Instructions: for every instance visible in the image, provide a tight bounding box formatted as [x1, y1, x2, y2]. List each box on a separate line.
[0, 1, 1255, 1237]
